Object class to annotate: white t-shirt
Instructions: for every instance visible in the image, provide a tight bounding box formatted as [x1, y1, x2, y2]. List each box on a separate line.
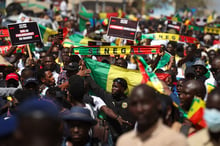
[60, 0, 67, 16]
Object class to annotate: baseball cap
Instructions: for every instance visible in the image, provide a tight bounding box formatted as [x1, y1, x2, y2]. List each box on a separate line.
[17, 98, 59, 119]
[62, 106, 97, 126]
[6, 73, 19, 81]
[0, 116, 17, 137]
[23, 77, 39, 87]
[64, 62, 80, 72]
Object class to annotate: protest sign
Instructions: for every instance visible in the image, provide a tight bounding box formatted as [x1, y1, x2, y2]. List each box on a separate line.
[107, 17, 138, 40]
[165, 20, 182, 34]
[8, 22, 42, 46]
[88, 41, 111, 46]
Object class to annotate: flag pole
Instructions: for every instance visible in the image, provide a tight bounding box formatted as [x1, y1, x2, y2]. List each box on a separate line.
[27, 44, 32, 60]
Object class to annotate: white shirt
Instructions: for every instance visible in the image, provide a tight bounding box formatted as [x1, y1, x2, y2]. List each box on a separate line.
[60, 0, 67, 16]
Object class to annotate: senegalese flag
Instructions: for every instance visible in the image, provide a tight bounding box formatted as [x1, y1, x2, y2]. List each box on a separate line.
[99, 9, 125, 19]
[188, 25, 204, 32]
[39, 24, 58, 43]
[207, 11, 215, 23]
[69, 33, 93, 45]
[84, 57, 143, 94]
[133, 55, 164, 93]
[156, 52, 171, 69]
[172, 14, 182, 22]
[63, 33, 93, 48]
[187, 97, 206, 128]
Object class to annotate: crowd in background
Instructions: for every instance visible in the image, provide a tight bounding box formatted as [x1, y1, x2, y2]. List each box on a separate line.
[1, 0, 220, 146]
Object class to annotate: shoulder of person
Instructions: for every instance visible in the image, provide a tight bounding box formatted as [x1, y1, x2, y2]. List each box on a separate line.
[162, 124, 188, 145]
[188, 128, 210, 146]
[116, 130, 136, 146]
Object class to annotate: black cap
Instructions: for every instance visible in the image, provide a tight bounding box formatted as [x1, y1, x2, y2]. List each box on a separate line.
[23, 77, 39, 87]
[64, 62, 80, 72]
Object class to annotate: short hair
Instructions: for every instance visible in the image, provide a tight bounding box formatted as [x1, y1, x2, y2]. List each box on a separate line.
[113, 78, 128, 90]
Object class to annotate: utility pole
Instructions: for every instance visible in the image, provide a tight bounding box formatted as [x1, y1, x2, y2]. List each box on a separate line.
[78, 0, 82, 13]
[95, 0, 99, 13]
[123, 0, 126, 12]
[72, 0, 75, 14]
[141, 0, 145, 15]
[102, 0, 105, 12]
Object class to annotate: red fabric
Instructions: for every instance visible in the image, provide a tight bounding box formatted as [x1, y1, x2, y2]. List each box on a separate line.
[189, 108, 207, 128]
[155, 73, 171, 81]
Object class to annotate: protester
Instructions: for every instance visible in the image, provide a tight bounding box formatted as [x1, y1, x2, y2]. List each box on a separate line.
[116, 84, 188, 146]
[15, 99, 62, 146]
[62, 106, 97, 146]
[1, 1, 220, 145]
[188, 87, 220, 146]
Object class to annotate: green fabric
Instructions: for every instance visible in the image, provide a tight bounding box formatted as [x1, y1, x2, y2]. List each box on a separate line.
[69, 33, 84, 43]
[79, 12, 93, 32]
[141, 33, 155, 40]
[204, 65, 210, 79]
[38, 24, 46, 40]
[84, 58, 110, 90]
[21, 3, 46, 9]
[188, 25, 204, 32]
[156, 52, 171, 69]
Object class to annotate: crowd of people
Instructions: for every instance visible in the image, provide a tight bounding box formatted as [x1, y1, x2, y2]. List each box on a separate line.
[1, 1, 220, 146]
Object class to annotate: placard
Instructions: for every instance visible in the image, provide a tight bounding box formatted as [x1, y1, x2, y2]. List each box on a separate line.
[88, 41, 111, 46]
[107, 17, 138, 40]
[165, 20, 182, 34]
[8, 22, 42, 46]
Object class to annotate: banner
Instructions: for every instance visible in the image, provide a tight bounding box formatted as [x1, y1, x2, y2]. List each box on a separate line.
[165, 20, 183, 34]
[142, 33, 199, 44]
[204, 27, 220, 34]
[0, 29, 9, 37]
[0, 45, 26, 55]
[73, 45, 160, 55]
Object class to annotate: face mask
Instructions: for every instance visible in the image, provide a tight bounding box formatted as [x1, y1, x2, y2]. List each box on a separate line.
[45, 42, 52, 47]
[35, 47, 44, 52]
[204, 108, 220, 133]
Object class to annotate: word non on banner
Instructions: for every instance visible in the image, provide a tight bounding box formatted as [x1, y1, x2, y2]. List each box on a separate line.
[8, 22, 42, 46]
[73, 46, 160, 55]
[204, 27, 220, 34]
[107, 17, 138, 40]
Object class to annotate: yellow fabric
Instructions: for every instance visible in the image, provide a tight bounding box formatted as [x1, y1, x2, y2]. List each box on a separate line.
[187, 97, 205, 118]
[106, 65, 158, 94]
[99, 46, 131, 55]
[79, 37, 93, 45]
[154, 33, 180, 41]
[206, 84, 216, 93]
[204, 27, 220, 34]
[43, 27, 57, 43]
[99, 13, 107, 19]
[106, 65, 143, 94]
